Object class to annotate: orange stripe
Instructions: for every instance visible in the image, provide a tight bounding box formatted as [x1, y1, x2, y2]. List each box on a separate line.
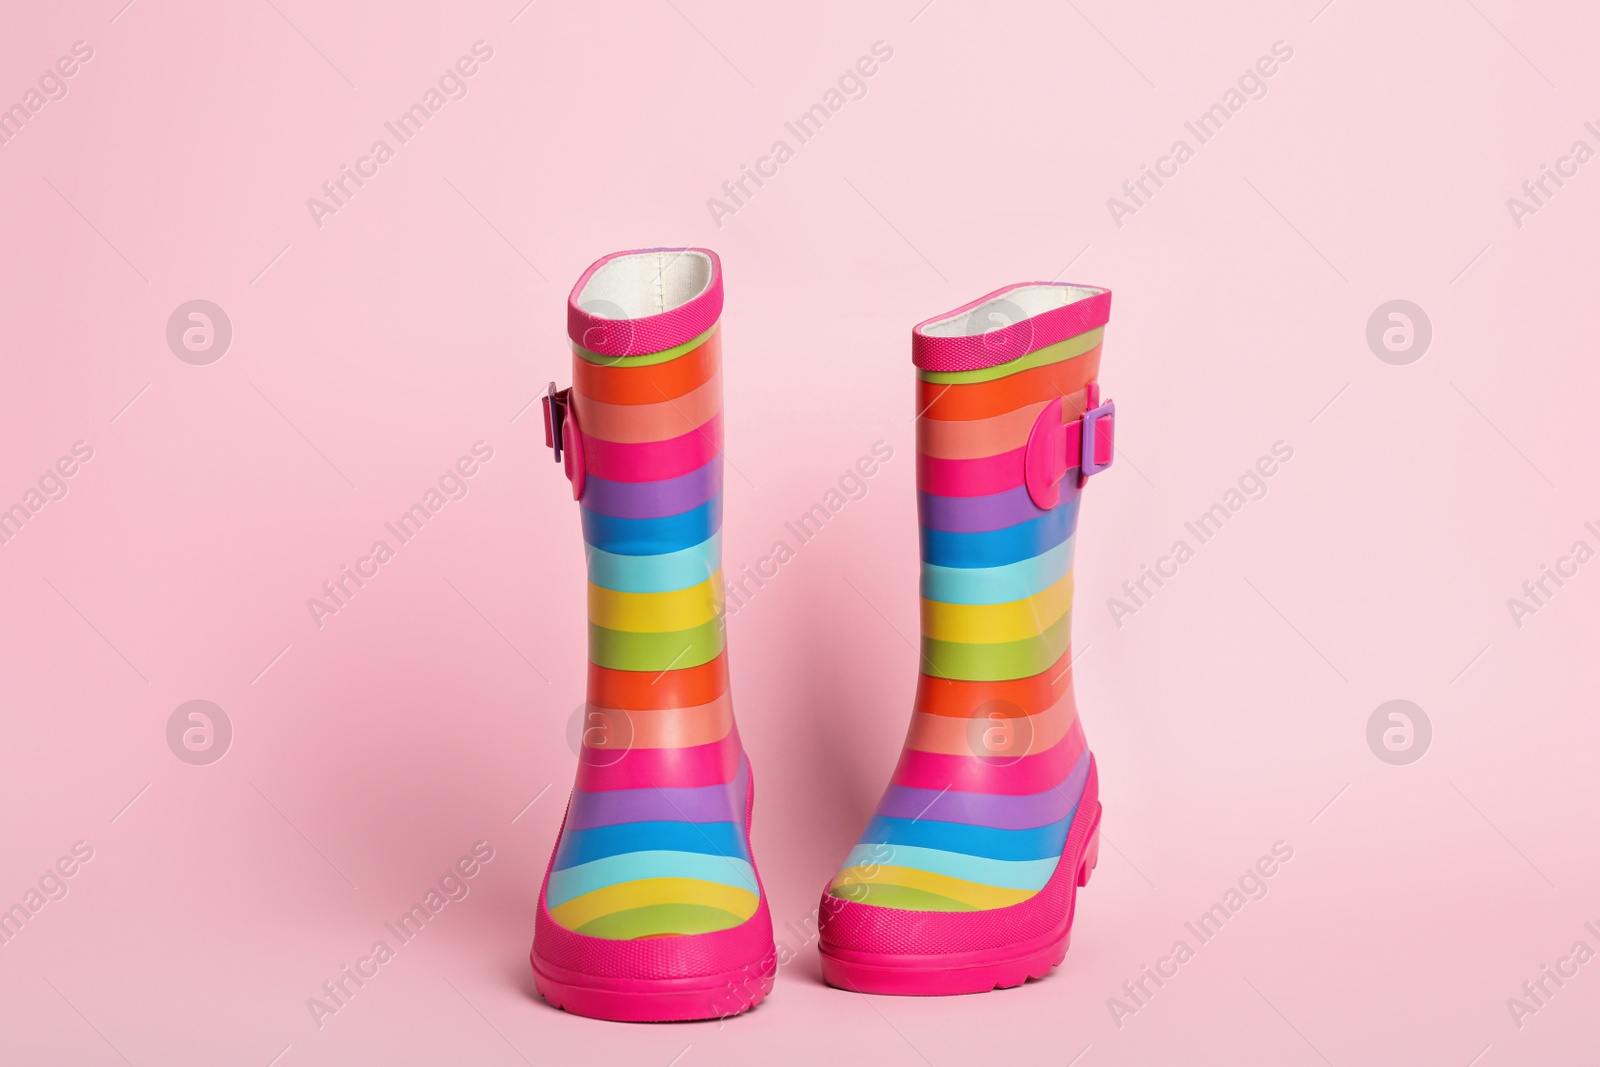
[573, 331, 720, 406]
[583, 692, 734, 749]
[903, 687, 1078, 755]
[575, 371, 722, 444]
[917, 389, 1093, 460]
[912, 647, 1074, 718]
[587, 651, 730, 710]
[916, 345, 1101, 422]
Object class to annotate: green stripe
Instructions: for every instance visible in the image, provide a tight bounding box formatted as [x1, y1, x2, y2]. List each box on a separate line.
[588, 617, 725, 671]
[573, 323, 719, 367]
[921, 613, 1071, 681]
[830, 883, 976, 912]
[576, 902, 747, 939]
[918, 327, 1103, 384]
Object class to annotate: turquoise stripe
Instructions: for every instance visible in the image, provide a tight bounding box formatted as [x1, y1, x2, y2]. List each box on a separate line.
[586, 532, 720, 593]
[839, 843, 1059, 891]
[920, 538, 1073, 605]
[545, 850, 759, 908]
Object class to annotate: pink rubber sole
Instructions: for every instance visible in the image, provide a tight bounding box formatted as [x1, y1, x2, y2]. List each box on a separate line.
[819, 789, 1102, 996]
[532, 948, 778, 1023]
[531, 768, 777, 1022]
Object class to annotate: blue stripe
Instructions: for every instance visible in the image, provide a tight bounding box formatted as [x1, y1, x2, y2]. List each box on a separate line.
[855, 814, 1071, 861]
[582, 494, 722, 556]
[921, 538, 1073, 605]
[838, 843, 1062, 891]
[586, 532, 720, 593]
[920, 500, 1074, 569]
[546, 851, 759, 907]
[553, 820, 748, 869]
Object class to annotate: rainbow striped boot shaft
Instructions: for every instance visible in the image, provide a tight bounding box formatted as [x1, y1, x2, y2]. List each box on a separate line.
[531, 249, 776, 1022]
[817, 283, 1112, 995]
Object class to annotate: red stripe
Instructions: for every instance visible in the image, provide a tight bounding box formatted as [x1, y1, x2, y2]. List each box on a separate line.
[917, 446, 1025, 497]
[581, 412, 722, 483]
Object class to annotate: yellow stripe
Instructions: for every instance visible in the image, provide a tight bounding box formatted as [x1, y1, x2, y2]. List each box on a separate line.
[921, 571, 1073, 643]
[830, 865, 1033, 909]
[588, 573, 723, 633]
[548, 877, 759, 930]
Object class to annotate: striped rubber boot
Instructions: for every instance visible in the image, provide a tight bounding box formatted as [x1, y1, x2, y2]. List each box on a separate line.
[531, 248, 776, 1022]
[817, 283, 1114, 995]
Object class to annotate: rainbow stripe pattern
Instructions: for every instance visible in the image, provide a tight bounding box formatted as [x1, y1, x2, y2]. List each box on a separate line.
[545, 268, 761, 941]
[827, 290, 1107, 914]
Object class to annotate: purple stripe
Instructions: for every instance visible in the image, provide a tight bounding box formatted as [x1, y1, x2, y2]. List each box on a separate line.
[918, 483, 1070, 533]
[873, 749, 1090, 829]
[581, 460, 721, 519]
[565, 760, 748, 830]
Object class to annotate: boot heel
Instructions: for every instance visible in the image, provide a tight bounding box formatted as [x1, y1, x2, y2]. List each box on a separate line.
[1077, 824, 1101, 888]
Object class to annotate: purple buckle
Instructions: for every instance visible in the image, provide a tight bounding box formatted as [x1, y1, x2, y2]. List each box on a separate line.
[1079, 397, 1115, 482]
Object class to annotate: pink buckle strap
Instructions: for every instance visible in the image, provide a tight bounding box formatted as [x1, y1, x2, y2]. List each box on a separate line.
[1023, 382, 1115, 510]
[542, 383, 586, 500]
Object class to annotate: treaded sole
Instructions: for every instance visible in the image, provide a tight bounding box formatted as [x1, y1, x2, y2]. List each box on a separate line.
[533, 949, 778, 1022]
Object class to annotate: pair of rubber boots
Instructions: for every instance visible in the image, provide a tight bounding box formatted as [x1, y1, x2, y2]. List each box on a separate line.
[532, 248, 1114, 1021]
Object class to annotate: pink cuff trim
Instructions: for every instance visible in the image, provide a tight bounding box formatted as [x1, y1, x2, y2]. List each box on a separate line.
[913, 283, 1111, 373]
[568, 248, 725, 357]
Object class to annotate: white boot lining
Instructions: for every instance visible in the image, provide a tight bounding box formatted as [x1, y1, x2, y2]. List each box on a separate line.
[575, 250, 714, 320]
[921, 284, 1105, 337]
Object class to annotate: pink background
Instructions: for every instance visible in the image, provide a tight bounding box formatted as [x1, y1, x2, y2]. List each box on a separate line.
[3, 0, 1598, 1063]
